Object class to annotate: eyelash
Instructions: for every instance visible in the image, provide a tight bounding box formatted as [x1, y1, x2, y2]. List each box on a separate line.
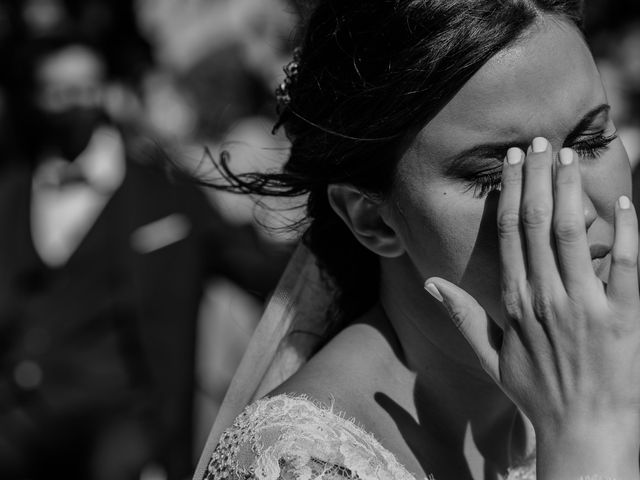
[572, 132, 618, 159]
[467, 131, 619, 199]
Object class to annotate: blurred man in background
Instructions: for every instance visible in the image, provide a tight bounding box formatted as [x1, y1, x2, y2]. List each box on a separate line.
[0, 31, 288, 480]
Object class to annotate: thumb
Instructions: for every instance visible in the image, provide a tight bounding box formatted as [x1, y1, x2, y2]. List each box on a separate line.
[425, 277, 500, 381]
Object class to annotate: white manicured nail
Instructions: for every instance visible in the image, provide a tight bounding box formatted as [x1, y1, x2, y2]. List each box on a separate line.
[424, 282, 443, 302]
[507, 147, 522, 165]
[532, 137, 548, 153]
[559, 148, 573, 165]
[619, 195, 631, 210]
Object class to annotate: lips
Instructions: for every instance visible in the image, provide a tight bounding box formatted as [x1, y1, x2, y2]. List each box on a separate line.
[589, 243, 611, 260]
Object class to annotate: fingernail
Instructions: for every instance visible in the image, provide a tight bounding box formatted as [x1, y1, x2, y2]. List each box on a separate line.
[619, 195, 631, 210]
[506, 147, 522, 165]
[559, 148, 573, 165]
[424, 282, 443, 302]
[532, 137, 548, 153]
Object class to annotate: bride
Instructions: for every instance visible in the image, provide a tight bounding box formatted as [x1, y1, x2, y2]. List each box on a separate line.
[195, 0, 640, 479]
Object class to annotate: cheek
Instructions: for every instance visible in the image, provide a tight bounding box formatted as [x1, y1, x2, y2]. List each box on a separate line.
[582, 139, 632, 217]
[393, 184, 500, 284]
[391, 180, 506, 321]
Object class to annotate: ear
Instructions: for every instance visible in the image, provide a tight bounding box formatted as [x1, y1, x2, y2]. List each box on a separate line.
[327, 184, 404, 258]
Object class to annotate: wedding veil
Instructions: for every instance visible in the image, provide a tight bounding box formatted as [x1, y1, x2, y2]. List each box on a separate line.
[192, 243, 330, 480]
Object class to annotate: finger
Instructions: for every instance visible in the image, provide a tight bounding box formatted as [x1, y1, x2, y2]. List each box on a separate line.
[521, 137, 562, 289]
[607, 195, 639, 307]
[425, 277, 500, 382]
[498, 147, 527, 289]
[552, 148, 594, 294]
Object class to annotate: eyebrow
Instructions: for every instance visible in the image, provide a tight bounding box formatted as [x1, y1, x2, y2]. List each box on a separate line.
[444, 103, 611, 175]
[563, 103, 610, 145]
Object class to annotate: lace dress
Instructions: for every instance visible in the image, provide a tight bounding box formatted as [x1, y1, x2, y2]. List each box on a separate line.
[202, 394, 536, 480]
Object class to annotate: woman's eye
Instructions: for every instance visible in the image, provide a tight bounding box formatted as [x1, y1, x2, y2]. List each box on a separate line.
[571, 131, 618, 160]
[462, 131, 617, 199]
[466, 168, 502, 199]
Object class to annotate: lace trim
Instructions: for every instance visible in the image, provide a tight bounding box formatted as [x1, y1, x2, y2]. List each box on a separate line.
[203, 394, 540, 480]
[204, 394, 423, 479]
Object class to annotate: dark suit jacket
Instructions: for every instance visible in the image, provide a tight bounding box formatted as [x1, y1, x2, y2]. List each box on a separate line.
[0, 153, 288, 478]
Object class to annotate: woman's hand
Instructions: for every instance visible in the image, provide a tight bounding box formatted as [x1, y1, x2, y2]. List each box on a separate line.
[425, 137, 640, 480]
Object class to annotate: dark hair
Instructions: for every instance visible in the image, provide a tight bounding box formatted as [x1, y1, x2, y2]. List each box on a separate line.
[211, 0, 585, 336]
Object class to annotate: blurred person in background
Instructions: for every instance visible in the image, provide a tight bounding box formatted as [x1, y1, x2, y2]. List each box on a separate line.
[133, 0, 303, 450]
[0, 30, 288, 480]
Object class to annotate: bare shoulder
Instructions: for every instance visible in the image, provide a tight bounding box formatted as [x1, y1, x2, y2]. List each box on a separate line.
[270, 305, 408, 406]
[268, 305, 418, 448]
[267, 305, 428, 476]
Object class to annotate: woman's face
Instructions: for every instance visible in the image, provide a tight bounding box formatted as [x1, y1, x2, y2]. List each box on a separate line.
[386, 17, 631, 325]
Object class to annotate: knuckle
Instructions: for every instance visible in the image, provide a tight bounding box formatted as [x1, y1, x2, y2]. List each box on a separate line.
[553, 216, 584, 242]
[502, 289, 524, 322]
[531, 290, 555, 321]
[522, 204, 551, 229]
[526, 153, 551, 167]
[449, 305, 472, 330]
[497, 210, 520, 237]
[555, 169, 579, 186]
[501, 172, 521, 187]
[611, 250, 638, 271]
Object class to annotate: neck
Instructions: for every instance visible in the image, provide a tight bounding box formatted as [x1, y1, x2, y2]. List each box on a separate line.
[378, 254, 519, 464]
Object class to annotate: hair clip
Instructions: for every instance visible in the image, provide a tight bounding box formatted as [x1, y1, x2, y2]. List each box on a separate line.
[275, 47, 302, 108]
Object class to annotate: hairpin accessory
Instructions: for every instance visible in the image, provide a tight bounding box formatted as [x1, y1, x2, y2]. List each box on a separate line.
[275, 47, 302, 108]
